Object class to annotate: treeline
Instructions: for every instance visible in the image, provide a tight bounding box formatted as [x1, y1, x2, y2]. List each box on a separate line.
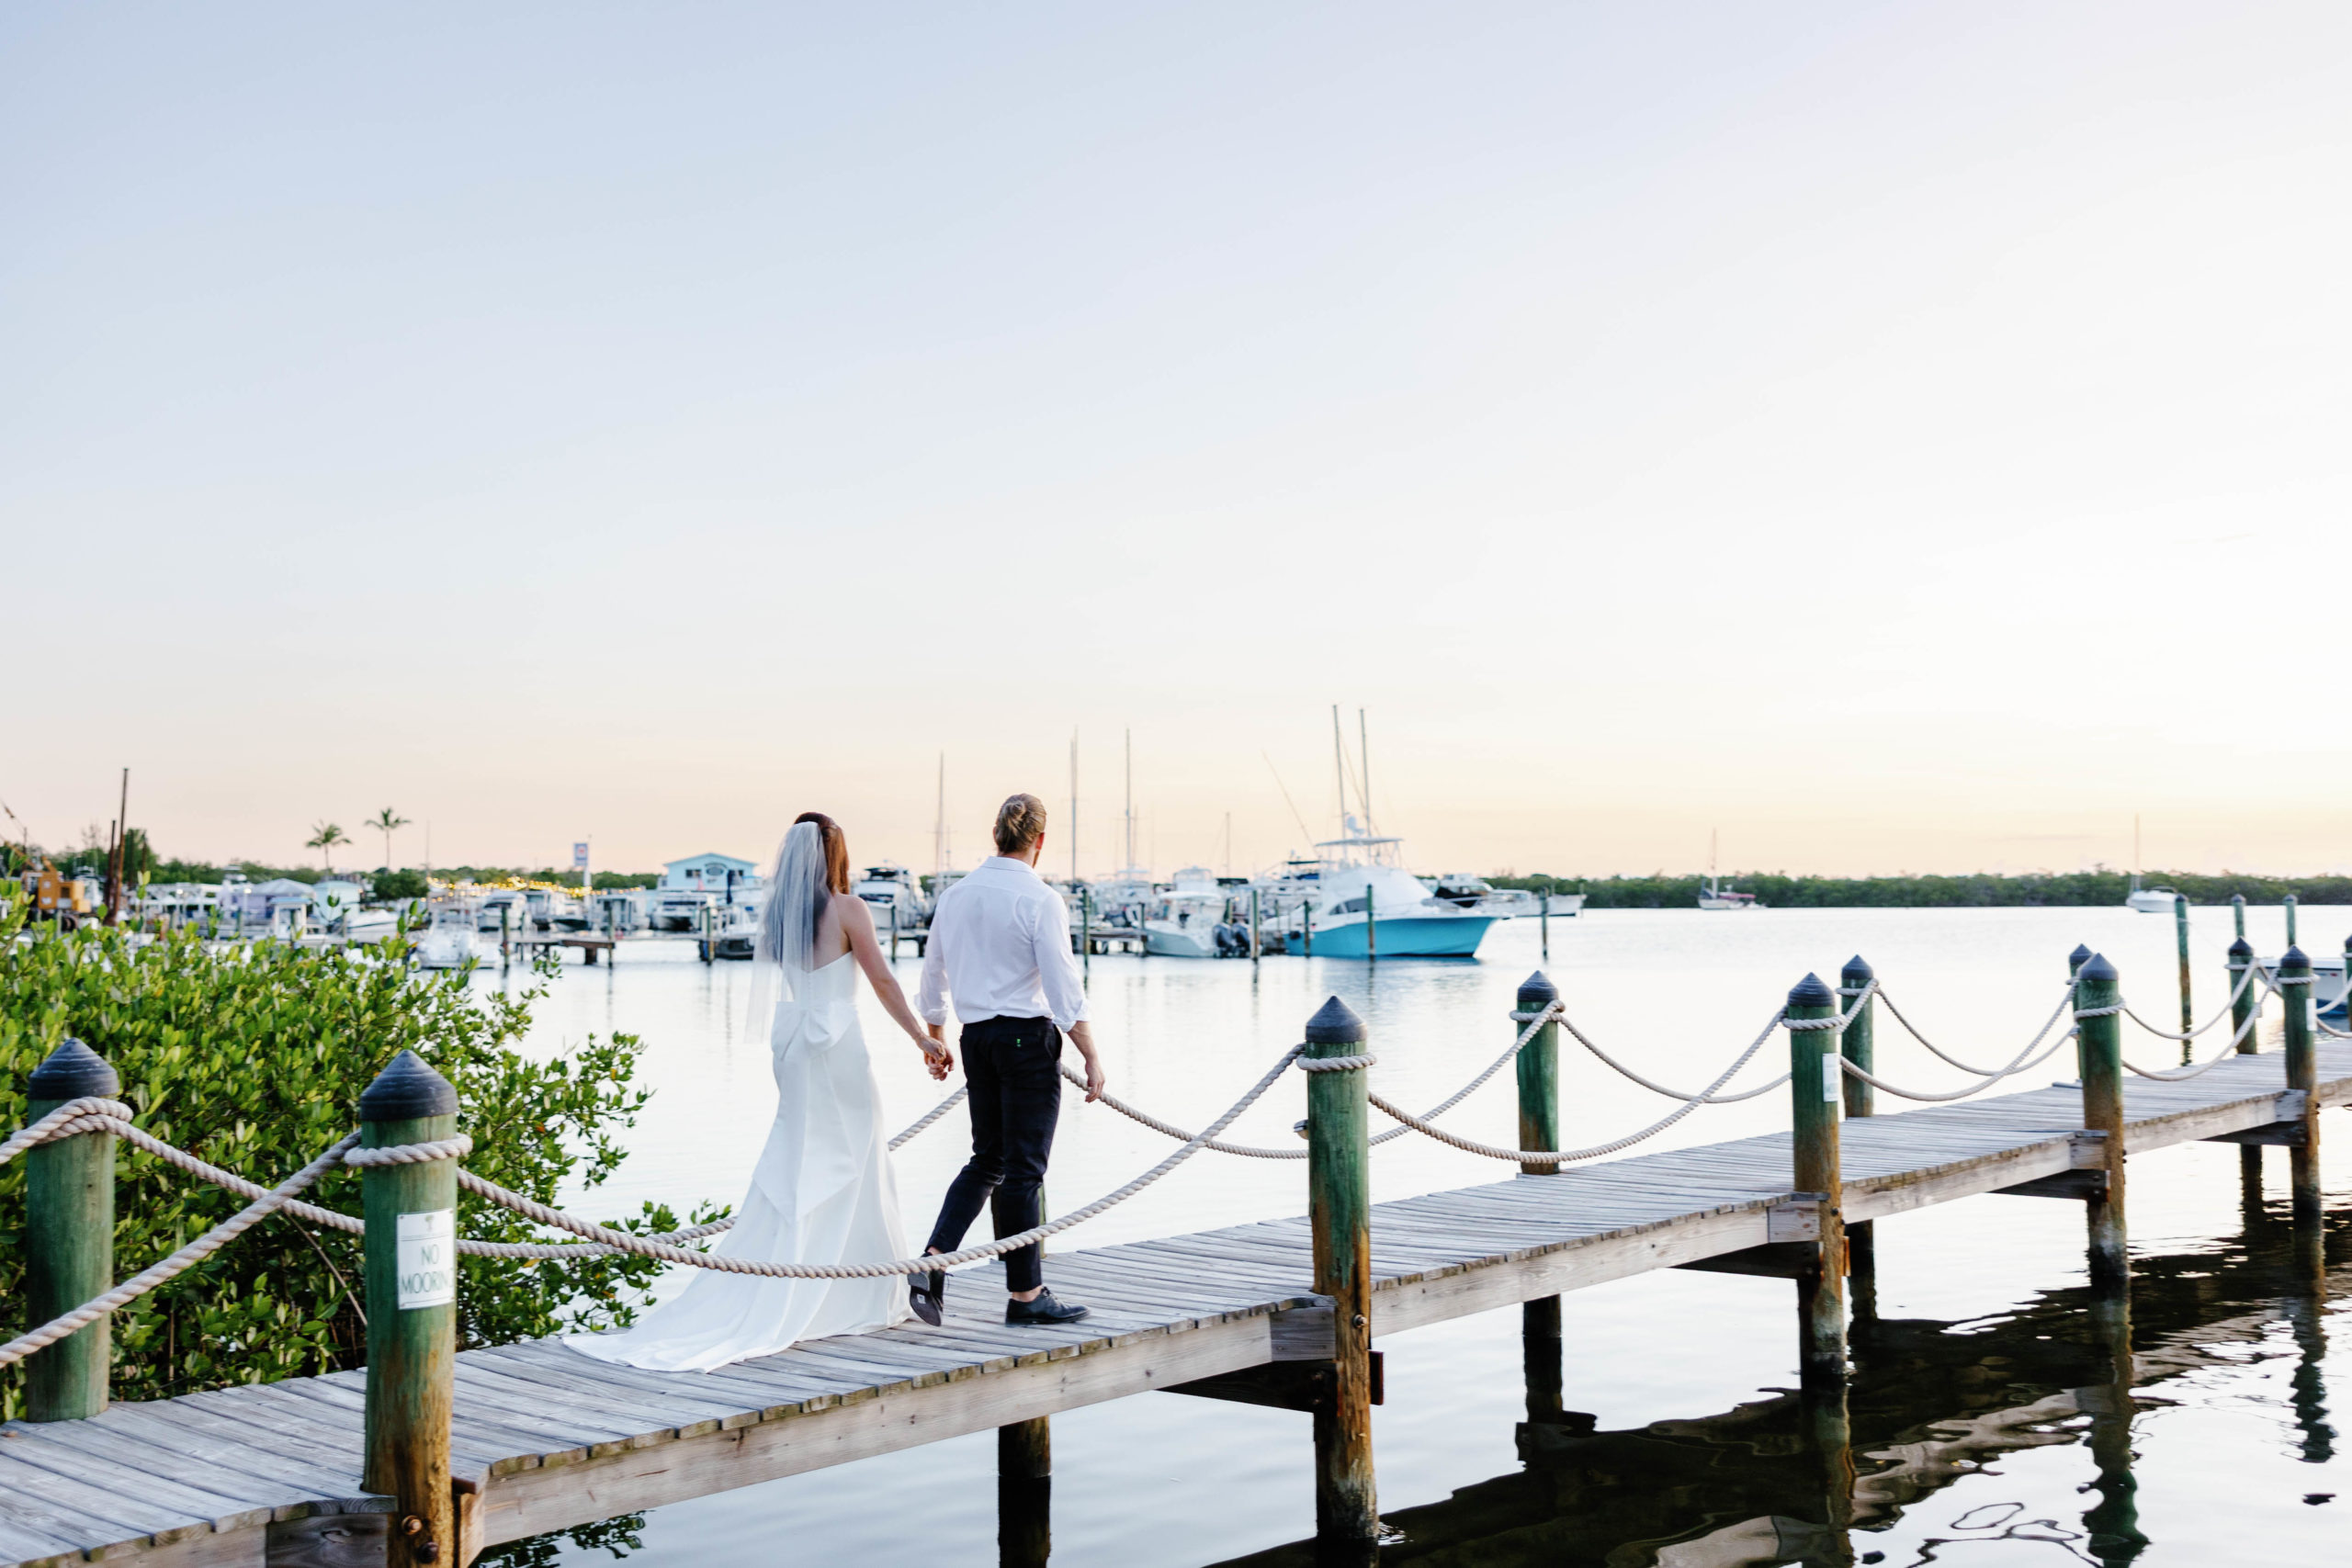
[1488, 871, 2352, 908]
[2, 842, 659, 895]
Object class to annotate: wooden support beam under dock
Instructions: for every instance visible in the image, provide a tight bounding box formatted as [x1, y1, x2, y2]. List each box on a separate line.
[3, 1044, 2346, 1568]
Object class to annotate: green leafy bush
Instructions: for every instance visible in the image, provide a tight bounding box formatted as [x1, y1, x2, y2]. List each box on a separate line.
[0, 895, 717, 1419]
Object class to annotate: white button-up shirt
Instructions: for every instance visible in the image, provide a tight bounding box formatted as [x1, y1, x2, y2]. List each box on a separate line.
[917, 856, 1091, 1031]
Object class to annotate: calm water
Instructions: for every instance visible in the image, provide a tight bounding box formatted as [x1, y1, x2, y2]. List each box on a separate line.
[474, 905, 2348, 1565]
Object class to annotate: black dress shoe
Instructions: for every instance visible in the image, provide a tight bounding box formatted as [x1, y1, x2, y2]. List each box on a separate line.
[909, 1263, 944, 1326]
[1005, 1289, 1089, 1325]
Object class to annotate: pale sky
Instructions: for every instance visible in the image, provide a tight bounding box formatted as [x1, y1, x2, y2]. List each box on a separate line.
[6, 4, 2349, 879]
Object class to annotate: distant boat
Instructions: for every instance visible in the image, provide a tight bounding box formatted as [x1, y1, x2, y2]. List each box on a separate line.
[1145, 867, 1225, 957]
[2125, 815, 2177, 912]
[1699, 831, 1762, 910]
[853, 863, 924, 934]
[1283, 821, 1495, 958]
[414, 903, 484, 969]
[1430, 873, 1584, 919]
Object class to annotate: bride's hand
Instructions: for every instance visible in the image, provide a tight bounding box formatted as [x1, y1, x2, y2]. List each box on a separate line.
[917, 1033, 955, 1080]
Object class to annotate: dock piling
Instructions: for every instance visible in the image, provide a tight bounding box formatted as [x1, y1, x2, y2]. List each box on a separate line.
[2076, 953, 2129, 1291]
[1304, 997, 1378, 1552]
[2286, 892, 2299, 947]
[2173, 894, 2193, 1064]
[1515, 972, 1560, 1176]
[1250, 886, 1261, 963]
[360, 1052, 460, 1568]
[1364, 886, 1375, 963]
[25, 1040, 119, 1422]
[2230, 936, 2263, 1195]
[1838, 956, 1876, 1326]
[2232, 893, 2246, 941]
[2279, 945, 2321, 1224]
[1784, 974, 1845, 1393]
[997, 1417, 1050, 1567]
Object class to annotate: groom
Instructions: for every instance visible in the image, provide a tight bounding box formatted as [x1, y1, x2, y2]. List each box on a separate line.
[911, 792, 1106, 1326]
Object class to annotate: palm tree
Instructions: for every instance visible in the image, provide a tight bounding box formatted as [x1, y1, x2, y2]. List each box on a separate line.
[368, 807, 411, 871]
[306, 822, 350, 873]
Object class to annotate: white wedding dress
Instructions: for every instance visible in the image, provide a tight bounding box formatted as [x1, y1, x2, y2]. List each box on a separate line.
[567, 951, 911, 1371]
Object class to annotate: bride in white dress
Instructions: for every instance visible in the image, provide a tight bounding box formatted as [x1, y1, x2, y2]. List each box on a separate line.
[568, 812, 953, 1372]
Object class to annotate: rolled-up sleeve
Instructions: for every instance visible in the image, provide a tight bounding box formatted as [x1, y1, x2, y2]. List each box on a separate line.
[917, 901, 950, 1026]
[1033, 892, 1089, 1031]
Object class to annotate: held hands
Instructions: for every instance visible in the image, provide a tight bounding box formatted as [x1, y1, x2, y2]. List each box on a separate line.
[918, 1022, 955, 1080]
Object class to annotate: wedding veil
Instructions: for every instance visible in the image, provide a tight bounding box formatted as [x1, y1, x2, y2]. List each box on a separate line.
[745, 819, 828, 1041]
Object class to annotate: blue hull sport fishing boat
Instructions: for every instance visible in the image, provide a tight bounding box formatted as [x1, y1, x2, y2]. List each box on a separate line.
[1287, 829, 1496, 959]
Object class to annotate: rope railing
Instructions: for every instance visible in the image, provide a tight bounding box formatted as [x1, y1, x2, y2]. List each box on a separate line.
[2118, 961, 2261, 1043]
[1828, 980, 2084, 1103]
[1367, 1005, 1792, 1163]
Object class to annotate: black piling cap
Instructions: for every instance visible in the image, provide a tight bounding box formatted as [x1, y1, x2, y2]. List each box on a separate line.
[1305, 996, 1366, 1045]
[2069, 943, 2094, 965]
[2281, 945, 2310, 972]
[2079, 952, 2118, 984]
[1517, 970, 1559, 1007]
[357, 1049, 458, 1121]
[1840, 953, 1872, 984]
[28, 1038, 119, 1100]
[1787, 973, 1835, 1009]
[2230, 937, 2255, 960]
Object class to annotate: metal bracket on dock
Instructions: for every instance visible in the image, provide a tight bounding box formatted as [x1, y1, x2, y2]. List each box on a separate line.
[2203, 1122, 2308, 1146]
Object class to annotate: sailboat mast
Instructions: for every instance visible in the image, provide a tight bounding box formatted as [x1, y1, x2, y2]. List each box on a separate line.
[933, 753, 946, 884]
[1069, 730, 1079, 885]
[1331, 705, 1346, 837]
[1358, 708, 1373, 835]
[1124, 728, 1135, 873]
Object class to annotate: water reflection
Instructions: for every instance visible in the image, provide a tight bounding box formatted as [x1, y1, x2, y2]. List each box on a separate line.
[1211, 1208, 2346, 1567]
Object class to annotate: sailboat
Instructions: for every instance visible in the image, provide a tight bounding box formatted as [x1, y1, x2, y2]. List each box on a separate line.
[1275, 708, 1495, 958]
[1698, 831, 1762, 910]
[2125, 816, 2180, 913]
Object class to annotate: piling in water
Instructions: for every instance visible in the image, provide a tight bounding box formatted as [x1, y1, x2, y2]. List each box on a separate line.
[2076, 953, 2129, 1292]
[1784, 974, 1844, 1394]
[1305, 997, 1377, 1547]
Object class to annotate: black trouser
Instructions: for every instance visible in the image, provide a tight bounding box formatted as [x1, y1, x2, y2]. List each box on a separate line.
[926, 1015, 1063, 1293]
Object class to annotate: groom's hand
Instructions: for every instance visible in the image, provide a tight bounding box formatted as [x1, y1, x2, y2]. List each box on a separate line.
[1081, 1055, 1106, 1102]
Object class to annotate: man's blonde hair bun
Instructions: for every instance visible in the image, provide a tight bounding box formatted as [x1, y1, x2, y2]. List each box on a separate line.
[993, 793, 1049, 855]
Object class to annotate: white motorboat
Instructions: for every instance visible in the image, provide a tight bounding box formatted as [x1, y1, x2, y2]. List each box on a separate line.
[1145, 867, 1227, 957]
[1545, 892, 1588, 916]
[474, 890, 530, 934]
[413, 904, 484, 969]
[854, 863, 924, 936]
[2125, 876, 2180, 915]
[1430, 873, 1578, 919]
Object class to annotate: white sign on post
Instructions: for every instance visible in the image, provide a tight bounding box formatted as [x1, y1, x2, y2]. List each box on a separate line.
[396, 1210, 456, 1309]
[1823, 1047, 1841, 1104]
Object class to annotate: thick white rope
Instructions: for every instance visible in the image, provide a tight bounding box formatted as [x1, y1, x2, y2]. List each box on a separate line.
[1832, 985, 2084, 1102]
[2120, 986, 2267, 1079]
[458, 1044, 1311, 1279]
[0, 1132, 362, 1371]
[1548, 1004, 1797, 1104]
[888, 1085, 969, 1150]
[2119, 962, 2261, 1043]
[1370, 1006, 1788, 1163]
[1870, 980, 2079, 1077]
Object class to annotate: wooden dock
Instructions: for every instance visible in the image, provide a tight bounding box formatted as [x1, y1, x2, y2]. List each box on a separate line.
[3, 1040, 2345, 1568]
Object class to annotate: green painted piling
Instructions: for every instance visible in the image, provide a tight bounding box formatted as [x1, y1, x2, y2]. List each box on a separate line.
[1364, 886, 1375, 962]
[2285, 894, 2299, 947]
[1515, 972, 1560, 1176]
[25, 1040, 119, 1422]
[1539, 890, 1549, 961]
[361, 1051, 460, 1568]
[1785, 975, 1845, 1393]
[2229, 935, 2264, 1205]
[1304, 997, 1377, 1547]
[2076, 953, 2129, 1292]
[1250, 886, 1261, 962]
[1838, 956, 1876, 1326]
[2173, 895, 2193, 1064]
[1304, 898, 1314, 957]
[1080, 888, 1091, 978]
[2233, 894, 2246, 941]
[889, 903, 899, 962]
[2068, 944, 2093, 1081]
[2279, 945, 2321, 1224]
